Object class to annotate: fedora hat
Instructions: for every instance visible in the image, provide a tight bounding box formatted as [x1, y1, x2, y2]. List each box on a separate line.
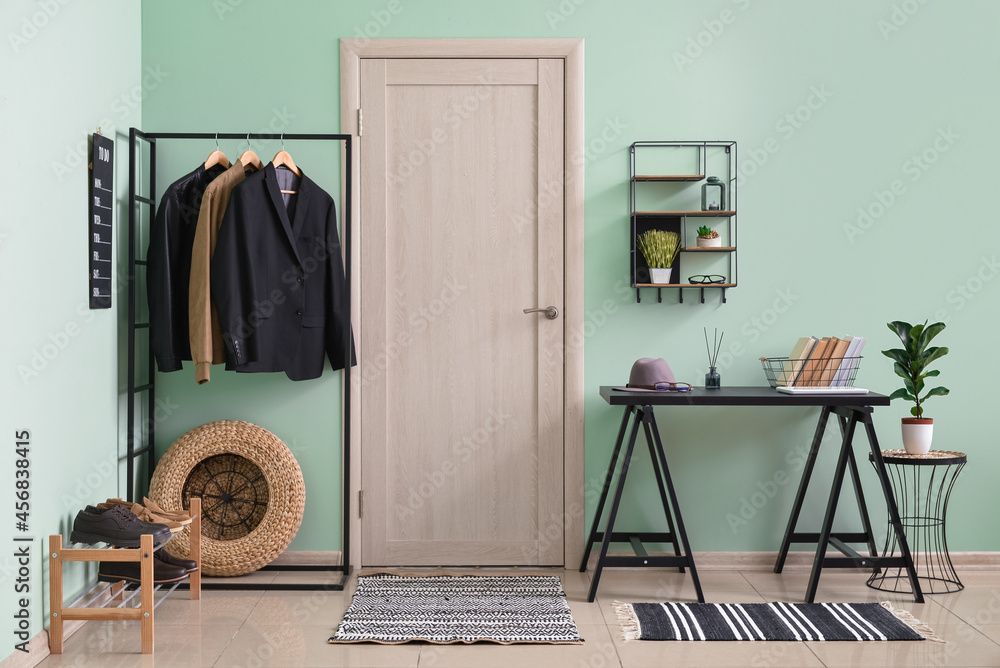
[614, 357, 688, 392]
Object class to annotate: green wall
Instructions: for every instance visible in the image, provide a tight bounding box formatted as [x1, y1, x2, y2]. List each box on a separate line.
[137, 0, 1000, 557]
[1, 0, 141, 656]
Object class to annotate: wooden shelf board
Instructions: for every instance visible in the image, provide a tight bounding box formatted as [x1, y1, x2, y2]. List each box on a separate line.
[633, 174, 705, 182]
[635, 283, 735, 288]
[636, 210, 736, 217]
[683, 246, 736, 252]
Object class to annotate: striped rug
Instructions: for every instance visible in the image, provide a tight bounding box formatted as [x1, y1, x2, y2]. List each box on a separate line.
[330, 572, 583, 644]
[616, 601, 941, 642]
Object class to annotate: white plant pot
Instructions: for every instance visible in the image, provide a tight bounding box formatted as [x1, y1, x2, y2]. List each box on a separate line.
[901, 418, 933, 455]
[697, 236, 722, 247]
[649, 267, 672, 284]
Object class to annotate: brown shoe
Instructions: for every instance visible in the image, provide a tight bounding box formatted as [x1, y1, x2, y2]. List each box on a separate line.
[130, 503, 185, 534]
[143, 497, 194, 525]
[71, 505, 172, 548]
[98, 556, 188, 584]
[157, 550, 199, 573]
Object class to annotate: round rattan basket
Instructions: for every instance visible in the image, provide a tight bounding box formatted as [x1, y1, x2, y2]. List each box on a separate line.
[148, 420, 305, 577]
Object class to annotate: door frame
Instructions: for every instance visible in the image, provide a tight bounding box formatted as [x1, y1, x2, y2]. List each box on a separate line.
[340, 38, 585, 568]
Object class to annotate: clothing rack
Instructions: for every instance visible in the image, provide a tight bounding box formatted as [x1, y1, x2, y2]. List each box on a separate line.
[126, 129, 353, 590]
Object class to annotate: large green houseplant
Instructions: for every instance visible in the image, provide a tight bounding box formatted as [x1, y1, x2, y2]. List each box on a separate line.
[881, 320, 950, 454]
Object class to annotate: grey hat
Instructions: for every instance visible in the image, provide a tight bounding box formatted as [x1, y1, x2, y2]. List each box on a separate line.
[613, 357, 678, 392]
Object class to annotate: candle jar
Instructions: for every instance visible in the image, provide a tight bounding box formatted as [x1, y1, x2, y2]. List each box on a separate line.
[701, 176, 726, 211]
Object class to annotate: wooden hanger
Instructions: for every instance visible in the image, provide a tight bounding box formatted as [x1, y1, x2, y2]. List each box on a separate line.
[239, 149, 263, 170]
[272, 135, 301, 193]
[204, 134, 230, 169]
[238, 134, 263, 171]
[204, 149, 230, 169]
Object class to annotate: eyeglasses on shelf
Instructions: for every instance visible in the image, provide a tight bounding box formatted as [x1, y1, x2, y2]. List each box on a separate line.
[688, 274, 726, 284]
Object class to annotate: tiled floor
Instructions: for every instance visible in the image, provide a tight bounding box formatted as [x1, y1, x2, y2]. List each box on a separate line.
[34, 567, 1000, 667]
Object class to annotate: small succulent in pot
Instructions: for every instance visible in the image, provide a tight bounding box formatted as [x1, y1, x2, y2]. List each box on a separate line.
[695, 225, 722, 247]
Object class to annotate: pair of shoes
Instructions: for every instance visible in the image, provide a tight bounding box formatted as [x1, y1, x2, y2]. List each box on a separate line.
[98, 554, 190, 584]
[142, 497, 195, 526]
[96, 498, 193, 534]
[157, 550, 198, 574]
[70, 505, 172, 548]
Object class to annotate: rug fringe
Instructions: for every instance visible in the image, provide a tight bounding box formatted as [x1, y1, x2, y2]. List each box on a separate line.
[879, 601, 946, 643]
[613, 601, 641, 641]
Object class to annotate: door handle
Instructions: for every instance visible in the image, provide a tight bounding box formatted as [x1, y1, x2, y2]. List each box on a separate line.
[523, 306, 559, 320]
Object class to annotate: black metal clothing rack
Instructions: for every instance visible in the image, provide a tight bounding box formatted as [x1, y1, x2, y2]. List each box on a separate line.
[125, 129, 353, 591]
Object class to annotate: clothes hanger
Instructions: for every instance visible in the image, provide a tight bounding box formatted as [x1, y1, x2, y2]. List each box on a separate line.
[271, 134, 301, 193]
[204, 133, 230, 169]
[238, 133, 263, 171]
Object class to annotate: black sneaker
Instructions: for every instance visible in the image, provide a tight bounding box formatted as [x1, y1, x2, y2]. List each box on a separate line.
[70, 504, 172, 548]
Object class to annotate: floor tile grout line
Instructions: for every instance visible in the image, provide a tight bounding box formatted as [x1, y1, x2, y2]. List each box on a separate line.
[209, 588, 267, 668]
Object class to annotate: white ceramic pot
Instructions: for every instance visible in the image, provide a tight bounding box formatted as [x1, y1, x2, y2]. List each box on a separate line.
[901, 418, 933, 455]
[697, 236, 722, 247]
[649, 267, 672, 284]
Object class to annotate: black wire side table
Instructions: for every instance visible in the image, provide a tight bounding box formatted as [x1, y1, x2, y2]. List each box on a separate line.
[867, 449, 967, 594]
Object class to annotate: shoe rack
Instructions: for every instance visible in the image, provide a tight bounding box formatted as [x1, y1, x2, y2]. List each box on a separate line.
[47, 497, 202, 655]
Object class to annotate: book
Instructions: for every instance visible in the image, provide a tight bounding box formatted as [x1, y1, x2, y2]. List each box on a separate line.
[818, 337, 849, 386]
[779, 336, 817, 386]
[796, 336, 831, 386]
[832, 336, 866, 386]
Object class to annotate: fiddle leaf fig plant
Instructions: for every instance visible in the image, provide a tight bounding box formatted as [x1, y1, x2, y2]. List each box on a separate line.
[881, 320, 950, 418]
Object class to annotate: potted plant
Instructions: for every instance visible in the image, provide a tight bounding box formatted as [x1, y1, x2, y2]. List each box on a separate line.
[696, 225, 722, 248]
[637, 229, 680, 284]
[881, 320, 950, 455]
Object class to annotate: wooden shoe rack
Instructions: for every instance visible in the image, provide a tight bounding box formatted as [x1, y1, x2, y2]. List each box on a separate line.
[47, 497, 202, 654]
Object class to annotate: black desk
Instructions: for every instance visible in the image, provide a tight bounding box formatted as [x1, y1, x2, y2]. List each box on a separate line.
[580, 386, 924, 604]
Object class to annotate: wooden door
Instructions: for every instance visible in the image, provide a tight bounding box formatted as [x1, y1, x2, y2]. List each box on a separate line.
[359, 58, 565, 565]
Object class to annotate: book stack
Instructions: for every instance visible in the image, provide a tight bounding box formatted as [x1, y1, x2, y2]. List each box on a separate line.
[776, 335, 867, 387]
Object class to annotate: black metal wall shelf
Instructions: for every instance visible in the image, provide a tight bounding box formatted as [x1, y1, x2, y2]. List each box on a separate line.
[126, 129, 353, 591]
[629, 141, 738, 304]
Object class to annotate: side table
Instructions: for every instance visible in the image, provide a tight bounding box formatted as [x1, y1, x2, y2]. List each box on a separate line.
[866, 449, 967, 594]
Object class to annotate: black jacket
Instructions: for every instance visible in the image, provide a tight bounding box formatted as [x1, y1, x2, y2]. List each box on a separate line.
[147, 163, 226, 372]
[210, 163, 354, 381]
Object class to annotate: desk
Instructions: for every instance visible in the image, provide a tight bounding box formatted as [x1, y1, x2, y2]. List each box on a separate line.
[580, 386, 924, 604]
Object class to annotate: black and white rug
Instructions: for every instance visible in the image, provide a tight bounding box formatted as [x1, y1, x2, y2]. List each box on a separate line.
[329, 572, 583, 644]
[616, 601, 941, 642]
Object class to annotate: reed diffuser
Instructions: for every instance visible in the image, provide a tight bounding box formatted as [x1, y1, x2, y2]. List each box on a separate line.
[704, 327, 723, 389]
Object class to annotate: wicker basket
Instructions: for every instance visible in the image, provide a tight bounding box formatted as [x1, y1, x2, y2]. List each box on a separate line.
[148, 420, 305, 577]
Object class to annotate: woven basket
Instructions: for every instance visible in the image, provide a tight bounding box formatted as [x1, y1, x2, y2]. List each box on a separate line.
[148, 420, 305, 577]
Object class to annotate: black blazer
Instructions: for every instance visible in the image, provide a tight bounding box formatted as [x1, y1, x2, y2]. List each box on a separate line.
[147, 163, 226, 372]
[210, 163, 354, 381]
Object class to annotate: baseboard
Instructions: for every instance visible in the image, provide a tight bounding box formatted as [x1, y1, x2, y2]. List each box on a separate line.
[270, 550, 343, 566]
[0, 619, 87, 668]
[587, 551, 1000, 571]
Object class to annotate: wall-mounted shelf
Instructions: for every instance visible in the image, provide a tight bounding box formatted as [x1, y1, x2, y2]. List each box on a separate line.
[633, 175, 705, 182]
[629, 141, 738, 304]
[635, 210, 736, 217]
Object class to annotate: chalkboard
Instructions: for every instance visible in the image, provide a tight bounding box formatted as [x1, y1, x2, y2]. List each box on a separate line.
[89, 132, 113, 309]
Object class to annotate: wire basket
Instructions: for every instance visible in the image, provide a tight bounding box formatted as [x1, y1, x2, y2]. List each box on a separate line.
[760, 356, 862, 388]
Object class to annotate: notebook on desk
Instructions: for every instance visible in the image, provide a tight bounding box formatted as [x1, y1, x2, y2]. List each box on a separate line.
[776, 386, 870, 395]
